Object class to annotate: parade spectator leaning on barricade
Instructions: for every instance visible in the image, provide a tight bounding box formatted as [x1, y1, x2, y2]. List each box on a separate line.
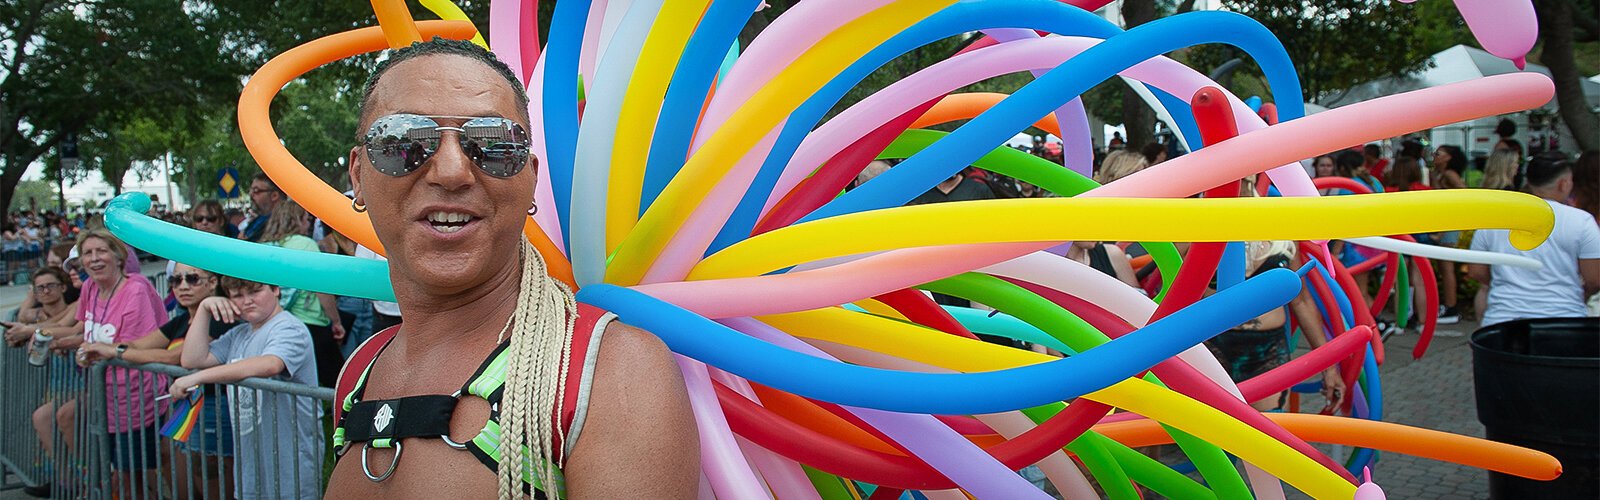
[49, 228, 168, 499]
[258, 199, 345, 387]
[1469, 152, 1600, 327]
[3, 267, 82, 498]
[81, 263, 241, 499]
[172, 275, 322, 500]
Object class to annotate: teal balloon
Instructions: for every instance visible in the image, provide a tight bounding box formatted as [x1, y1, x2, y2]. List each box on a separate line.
[103, 193, 396, 301]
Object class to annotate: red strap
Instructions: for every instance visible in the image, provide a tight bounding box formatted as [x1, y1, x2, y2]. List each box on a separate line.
[333, 325, 400, 424]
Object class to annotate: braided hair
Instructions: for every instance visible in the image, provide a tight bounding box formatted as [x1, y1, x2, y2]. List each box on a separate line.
[495, 240, 578, 499]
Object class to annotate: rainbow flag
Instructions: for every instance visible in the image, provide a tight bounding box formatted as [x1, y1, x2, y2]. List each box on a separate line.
[160, 393, 204, 442]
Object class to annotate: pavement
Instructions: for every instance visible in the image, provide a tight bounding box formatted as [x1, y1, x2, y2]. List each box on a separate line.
[0, 285, 1504, 498]
[1281, 319, 1494, 499]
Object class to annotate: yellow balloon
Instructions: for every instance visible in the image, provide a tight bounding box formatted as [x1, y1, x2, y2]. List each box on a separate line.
[607, 0, 716, 251]
[760, 308, 1356, 499]
[851, 299, 908, 321]
[603, 0, 958, 285]
[418, 0, 489, 49]
[691, 190, 1554, 280]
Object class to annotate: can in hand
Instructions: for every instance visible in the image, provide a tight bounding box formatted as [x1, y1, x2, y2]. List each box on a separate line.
[27, 331, 51, 367]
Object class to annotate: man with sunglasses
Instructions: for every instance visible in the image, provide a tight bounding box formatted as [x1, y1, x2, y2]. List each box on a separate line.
[241, 174, 284, 242]
[323, 38, 696, 499]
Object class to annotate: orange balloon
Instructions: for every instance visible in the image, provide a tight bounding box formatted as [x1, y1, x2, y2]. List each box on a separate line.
[1128, 254, 1154, 270]
[369, 0, 423, 49]
[236, 20, 576, 287]
[910, 93, 1062, 138]
[1093, 413, 1561, 481]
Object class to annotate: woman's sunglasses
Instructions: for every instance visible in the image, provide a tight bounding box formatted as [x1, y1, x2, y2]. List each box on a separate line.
[193, 215, 221, 224]
[168, 273, 211, 288]
[361, 114, 534, 178]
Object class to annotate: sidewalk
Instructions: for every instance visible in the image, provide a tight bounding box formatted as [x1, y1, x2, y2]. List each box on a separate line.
[1284, 320, 1493, 499]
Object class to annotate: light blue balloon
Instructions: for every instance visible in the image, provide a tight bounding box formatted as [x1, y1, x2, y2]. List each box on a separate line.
[102, 193, 396, 301]
[568, 0, 666, 286]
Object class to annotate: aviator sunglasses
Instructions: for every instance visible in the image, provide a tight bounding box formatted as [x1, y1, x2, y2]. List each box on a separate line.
[361, 114, 534, 178]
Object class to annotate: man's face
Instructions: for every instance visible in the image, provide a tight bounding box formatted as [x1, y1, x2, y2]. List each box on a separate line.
[249, 179, 281, 212]
[349, 54, 535, 293]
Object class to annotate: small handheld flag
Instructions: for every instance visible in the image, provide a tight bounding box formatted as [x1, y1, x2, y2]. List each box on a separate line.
[160, 392, 204, 443]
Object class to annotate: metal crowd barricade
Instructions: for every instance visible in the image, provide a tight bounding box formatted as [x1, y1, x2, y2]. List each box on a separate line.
[1, 346, 334, 499]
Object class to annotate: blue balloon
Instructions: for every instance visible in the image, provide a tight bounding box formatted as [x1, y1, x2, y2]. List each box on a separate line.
[800, 10, 1304, 224]
[1217, 241, 1246, 290]
[639, 0, 761, 216]
[576, 268, 1302, 414]
[1243, 95, 1263, 112]
[102, 193, 396, 301]
[542, 0, 595, 250]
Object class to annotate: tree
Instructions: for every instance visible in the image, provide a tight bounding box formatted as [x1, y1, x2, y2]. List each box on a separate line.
[0, 0, 245, 213]
[1534, 0, 1599, 152]
[1188, 0, 1470, 105]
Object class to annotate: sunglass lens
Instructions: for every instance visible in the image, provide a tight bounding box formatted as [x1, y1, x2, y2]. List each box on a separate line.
[366, 114, 442, 177]
[463, 118, 531, 177]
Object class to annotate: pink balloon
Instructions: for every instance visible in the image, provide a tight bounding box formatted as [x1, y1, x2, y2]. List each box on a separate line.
[677, 357, 769, 499]
[577, 0, 611, 89]
[488, 0, 525, 85]
[710, 368, 824, 500]
[525, 53, 567, 254]
[1453, 0, 1537, 69]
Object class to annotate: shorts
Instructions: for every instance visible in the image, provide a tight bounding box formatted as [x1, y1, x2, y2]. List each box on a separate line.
[109, 426, 160, 471]
[1437, 230, 1460, 246]
[1205, 326, 1290, 383]
[181, 391, 235, 456]
[47, 356, 84, 394]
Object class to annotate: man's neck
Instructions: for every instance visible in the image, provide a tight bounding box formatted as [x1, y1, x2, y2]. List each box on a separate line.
[388, 259, 522, 361]
[1530, 187, 1563, 203]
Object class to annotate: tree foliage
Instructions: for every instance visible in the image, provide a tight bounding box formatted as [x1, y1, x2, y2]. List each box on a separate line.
[1187, 0, 1471, 105]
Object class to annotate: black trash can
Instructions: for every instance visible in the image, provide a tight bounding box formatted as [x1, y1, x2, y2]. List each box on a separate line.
[1471, 317, 1599, 499]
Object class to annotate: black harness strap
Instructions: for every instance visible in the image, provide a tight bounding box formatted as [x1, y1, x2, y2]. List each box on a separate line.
[343, 395, 459, 444]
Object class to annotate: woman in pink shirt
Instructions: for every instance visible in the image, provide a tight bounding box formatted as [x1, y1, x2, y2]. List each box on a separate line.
[50, 228, 166, 498]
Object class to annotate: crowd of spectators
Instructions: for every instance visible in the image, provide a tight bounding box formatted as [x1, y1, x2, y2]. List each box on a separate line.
[1, 172, 377, 498]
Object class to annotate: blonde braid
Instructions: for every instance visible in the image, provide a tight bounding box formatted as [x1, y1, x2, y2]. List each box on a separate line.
[496, 240, 578, 499]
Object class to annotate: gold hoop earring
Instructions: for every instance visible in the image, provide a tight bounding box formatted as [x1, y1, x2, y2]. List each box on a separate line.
[352, 198, 367, 213]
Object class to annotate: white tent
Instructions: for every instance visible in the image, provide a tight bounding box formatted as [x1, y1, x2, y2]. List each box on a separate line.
[1323, 45, 1599, 155]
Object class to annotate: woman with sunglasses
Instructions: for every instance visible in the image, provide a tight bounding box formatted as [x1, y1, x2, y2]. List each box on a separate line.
[6, 267, 83, 498]
[189, 199, 238, 239]
[257, 199, 344, 388]
[80, 264, 240, 499]
[323, 38, 695, 499]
